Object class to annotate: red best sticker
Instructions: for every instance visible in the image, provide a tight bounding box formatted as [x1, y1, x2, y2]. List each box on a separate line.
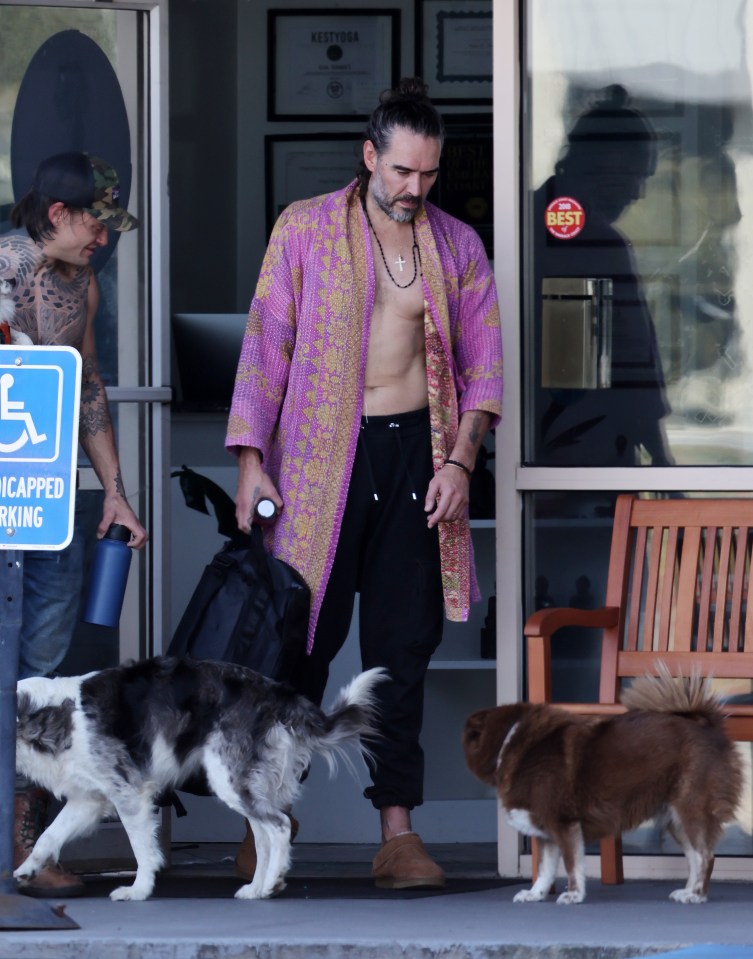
[545, 196, 585, 239]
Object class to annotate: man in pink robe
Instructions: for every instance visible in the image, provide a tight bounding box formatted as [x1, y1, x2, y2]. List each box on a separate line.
[226, 78, 502, 888]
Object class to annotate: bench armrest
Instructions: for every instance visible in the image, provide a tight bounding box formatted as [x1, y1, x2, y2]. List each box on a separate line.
[525, 606, 620, 703]
[524, 606, 620, 639]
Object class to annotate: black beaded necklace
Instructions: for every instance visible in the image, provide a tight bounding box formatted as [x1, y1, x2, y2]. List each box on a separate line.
[363, 202, 421, 289]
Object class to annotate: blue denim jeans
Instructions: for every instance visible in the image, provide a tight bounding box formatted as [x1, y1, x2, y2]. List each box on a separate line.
[17, 495, 87, 679]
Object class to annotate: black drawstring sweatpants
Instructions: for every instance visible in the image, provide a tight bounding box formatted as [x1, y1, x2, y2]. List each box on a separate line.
[289, 407, 444, 810]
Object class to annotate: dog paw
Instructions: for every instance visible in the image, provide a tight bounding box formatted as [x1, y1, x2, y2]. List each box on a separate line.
[234, 883, 265, 900]
[110, 885, 149, 901]
[556, 890, 585, 905]
[513, 888, 547, 902]
[669, 889, 707, 904]
[13, 864, 37, 881]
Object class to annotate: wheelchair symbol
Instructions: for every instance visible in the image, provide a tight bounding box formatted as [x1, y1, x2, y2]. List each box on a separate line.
[0, 372, 48, 453]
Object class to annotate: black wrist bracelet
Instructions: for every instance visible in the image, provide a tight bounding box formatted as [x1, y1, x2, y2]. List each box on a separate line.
[445, 458, 473, 478]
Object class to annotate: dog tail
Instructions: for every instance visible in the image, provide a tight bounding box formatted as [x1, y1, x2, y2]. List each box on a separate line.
[621, 661, 724, 725]
[311, 667, 388, 777]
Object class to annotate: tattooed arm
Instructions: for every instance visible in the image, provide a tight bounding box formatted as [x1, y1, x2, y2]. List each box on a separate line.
[424, 410, 492, 529]
[78, 277, 148, 549]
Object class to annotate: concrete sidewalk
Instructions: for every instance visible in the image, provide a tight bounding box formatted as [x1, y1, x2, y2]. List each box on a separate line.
[0, 844, 752, 959]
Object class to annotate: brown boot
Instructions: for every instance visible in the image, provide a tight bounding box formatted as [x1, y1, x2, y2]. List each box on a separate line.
[372, 832, 446, 889]
[234, 813, 299, 880]
[14, 788, 85, 899]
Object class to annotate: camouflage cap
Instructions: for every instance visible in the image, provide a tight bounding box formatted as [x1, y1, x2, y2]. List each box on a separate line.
[32, 151, 138, 232]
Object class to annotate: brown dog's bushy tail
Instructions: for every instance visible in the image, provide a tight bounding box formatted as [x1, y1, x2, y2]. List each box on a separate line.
[621, 661, 723, 724]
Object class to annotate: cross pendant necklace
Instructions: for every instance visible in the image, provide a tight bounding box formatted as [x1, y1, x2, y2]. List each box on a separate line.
[362, 200, 420, 289]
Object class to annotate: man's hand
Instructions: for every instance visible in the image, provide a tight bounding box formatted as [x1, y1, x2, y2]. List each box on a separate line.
[423, 409, 492, 528]
[424, 462, 471, 528]
[235, 447, 283, 534]
[98, 492, 149, 549]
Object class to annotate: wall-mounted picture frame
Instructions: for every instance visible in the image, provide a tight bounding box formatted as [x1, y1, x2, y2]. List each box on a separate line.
[268, 9, 400, 121]
[265, 133, 362, 235]
[416, 0, 492, 105]
[436, 114, 493, 258]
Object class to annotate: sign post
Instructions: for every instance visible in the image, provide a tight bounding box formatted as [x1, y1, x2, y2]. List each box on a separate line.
[0, 345, 80, 929]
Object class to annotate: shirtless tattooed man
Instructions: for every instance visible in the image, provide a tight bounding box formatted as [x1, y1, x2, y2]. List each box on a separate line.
[6, 152, 148, 898]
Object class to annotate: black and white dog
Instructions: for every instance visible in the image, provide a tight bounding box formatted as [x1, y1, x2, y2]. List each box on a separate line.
[16, 655, 385, 901]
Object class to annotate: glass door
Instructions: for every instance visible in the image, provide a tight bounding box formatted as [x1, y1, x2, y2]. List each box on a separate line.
[518, 0, 753, 868]
[0, 0, 169, 669]
[525, 0, 753, 472]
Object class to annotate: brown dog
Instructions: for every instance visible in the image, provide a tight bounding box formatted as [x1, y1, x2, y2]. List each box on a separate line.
[463, 668, 742, 904]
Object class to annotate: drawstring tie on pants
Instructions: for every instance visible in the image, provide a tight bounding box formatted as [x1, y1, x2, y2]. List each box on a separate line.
[359, 418, 419, 503]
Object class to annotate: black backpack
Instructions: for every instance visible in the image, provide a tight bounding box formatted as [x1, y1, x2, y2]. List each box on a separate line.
[167, 530, 309, 680]
[167, 466, 309, 680]
[163, 467, 310, 807]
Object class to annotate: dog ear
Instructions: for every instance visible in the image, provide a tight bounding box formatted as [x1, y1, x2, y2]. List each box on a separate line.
[464, 704, 533, 785]
[17, 697, 75, 754]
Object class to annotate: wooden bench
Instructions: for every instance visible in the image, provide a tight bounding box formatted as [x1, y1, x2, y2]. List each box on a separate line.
[524, 493, 753, 884]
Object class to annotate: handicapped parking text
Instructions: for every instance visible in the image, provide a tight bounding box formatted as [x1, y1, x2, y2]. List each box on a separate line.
[0, 475, 67, 528]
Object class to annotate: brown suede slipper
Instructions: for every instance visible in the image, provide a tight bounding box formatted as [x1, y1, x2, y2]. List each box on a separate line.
[235, 814, 300, 881]
[16, 861, 86, 899]
[372, 832, 446, 889]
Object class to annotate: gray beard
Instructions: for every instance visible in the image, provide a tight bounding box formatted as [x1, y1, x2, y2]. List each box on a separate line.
[372, 186, 421, 223]
[382, 203, 416, 223]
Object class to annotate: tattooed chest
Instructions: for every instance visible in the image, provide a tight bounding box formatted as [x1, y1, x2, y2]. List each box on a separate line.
[12, 270, 89, 348]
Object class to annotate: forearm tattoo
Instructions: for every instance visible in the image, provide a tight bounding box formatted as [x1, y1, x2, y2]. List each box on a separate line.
[113, 470, 126, 498]
[468, 412, 483, 447]
[248, 484, 262, 527]
[79, 355, 112, 438]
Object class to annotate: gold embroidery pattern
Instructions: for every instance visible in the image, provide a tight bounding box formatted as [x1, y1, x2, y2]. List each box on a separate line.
[227, 184, 502, 640]
[415, 210, 472, 620]
[270, 192, 367, 644]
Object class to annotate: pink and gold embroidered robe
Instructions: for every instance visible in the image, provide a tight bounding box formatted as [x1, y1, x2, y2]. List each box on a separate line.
[226, 181, 503, 651]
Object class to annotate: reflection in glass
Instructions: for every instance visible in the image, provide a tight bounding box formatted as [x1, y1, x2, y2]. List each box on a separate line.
[526, 0, 752, 465]
[531, 86, 673, 465]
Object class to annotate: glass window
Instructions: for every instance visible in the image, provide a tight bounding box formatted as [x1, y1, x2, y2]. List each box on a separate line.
[524, 0, 753, 466]
[526, 489, 753, 856]
[526, 490, 616, 700]
[0, 3, 156, 670]
[0, 5, 145, 389]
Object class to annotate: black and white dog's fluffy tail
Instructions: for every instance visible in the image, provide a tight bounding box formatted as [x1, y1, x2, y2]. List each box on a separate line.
[15, 656, 387, 902]
[311, 668, 384, 776]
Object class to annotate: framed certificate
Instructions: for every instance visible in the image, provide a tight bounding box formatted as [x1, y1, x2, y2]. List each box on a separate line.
[268, 10, 400, 121]
[265, 133, 362, 234]
[417, 0, 492, 104]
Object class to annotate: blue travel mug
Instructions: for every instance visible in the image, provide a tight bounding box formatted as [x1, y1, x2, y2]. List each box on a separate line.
[81, 523, 133, 627]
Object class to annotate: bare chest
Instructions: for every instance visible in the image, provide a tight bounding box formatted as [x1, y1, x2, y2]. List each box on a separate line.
[369, 232, 425, 320]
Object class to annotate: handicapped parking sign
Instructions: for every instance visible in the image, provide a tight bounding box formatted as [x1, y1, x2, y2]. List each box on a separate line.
[0, 345, 80, 550]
